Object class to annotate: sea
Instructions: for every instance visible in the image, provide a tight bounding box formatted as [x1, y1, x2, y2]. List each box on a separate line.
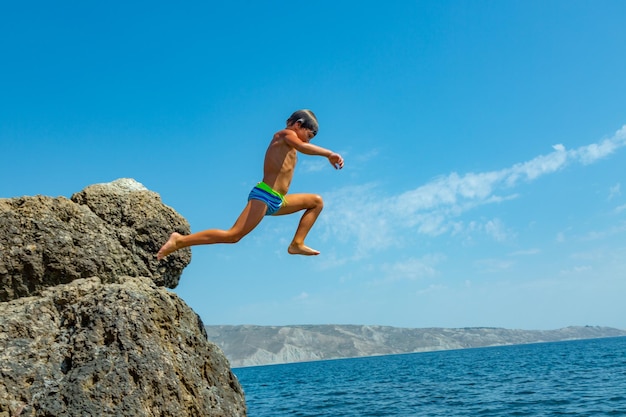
[233, 336, 626, 417]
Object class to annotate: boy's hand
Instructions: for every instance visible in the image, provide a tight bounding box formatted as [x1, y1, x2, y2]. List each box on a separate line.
[329, 153, 344, 170]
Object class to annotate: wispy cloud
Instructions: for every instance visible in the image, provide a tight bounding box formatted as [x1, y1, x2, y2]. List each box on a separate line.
[416, 284, 446, 295]
[509, 248, 541, 256]
[352, 149, 380, 164]
[322, 125, 626, 257]
[321, 183, 396, 257]
[380, 254, 445, 282]
[483, 218, 512, 242]
[393, 125, 626, 223]
[609, 183, 621, 201]
[293, 292, 309, 301]
[559, 265, 592, 275]
[474, 258, 515, 273]
[300, 159, 328, 173]
[581, 221, 626, 241]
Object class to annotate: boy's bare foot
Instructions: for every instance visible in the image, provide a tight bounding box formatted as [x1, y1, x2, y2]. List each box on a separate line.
[157, 232, 182, 260]
[288, 243, 320, 256]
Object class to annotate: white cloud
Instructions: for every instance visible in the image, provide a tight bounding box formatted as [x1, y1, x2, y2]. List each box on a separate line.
[474, 257, 515, 273]
[322, 125, 626, 257]
[300, 159, 327, 173]
[416, 284, 446, 295]
[390, 140, 575, 229]
[581, 221, 626, 241]
[322, 183, 395, 258]
[293, 292, 309, 301]
[353, 149, 380, 164]
[609, 183, 621, 201]
[559, 265, 592, 275]
[571, 125, 626, 164]
[556, 231, 567, 243]
[484, 218, 511, 242]
[509, 248, 541, 256]
[504, 143, 568, 184]
[381, 254, 445, 282]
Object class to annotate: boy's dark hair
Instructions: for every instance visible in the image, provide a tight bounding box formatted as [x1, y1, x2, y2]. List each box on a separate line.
[287, 109, 318, 135]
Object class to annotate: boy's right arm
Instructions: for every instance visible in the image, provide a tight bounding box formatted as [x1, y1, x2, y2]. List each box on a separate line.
[283, 131, 344, 169]
[327, 152, 344, 170]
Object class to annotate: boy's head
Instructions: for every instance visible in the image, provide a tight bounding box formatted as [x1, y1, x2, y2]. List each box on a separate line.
[287, 109, 318, 137]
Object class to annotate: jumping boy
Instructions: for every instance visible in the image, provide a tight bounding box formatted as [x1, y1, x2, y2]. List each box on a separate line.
[156, 109, 344, 260]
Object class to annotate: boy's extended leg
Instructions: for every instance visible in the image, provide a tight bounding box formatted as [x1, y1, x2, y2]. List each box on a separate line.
[273, 193, 324, 256]
[157, 200, 267, 260]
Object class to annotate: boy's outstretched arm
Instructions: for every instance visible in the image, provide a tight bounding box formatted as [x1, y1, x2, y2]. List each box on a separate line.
[284, 131, 344, 169]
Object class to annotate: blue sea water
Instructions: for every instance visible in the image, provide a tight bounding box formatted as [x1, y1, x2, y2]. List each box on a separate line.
[233, 337, 626, 416]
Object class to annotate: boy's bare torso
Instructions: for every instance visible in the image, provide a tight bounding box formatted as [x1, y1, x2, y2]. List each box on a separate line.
[262, 129, 297, 195]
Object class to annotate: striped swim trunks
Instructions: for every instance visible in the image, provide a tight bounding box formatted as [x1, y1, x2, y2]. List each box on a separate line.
[248, 181, 286, 216]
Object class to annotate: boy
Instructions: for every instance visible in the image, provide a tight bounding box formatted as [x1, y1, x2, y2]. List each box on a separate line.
[156, 109, 344, 260]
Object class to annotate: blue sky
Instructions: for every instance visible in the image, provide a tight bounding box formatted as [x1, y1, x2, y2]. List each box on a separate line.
[2, 1, 625, 330]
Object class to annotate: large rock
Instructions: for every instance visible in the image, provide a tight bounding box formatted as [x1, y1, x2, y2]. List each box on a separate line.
[0, 178, 191, 301]
[0, 179, 246, 416]
[0, 276, 246, 417]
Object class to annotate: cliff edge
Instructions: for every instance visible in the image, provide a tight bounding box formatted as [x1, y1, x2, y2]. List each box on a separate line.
[0, 179, 246, 417]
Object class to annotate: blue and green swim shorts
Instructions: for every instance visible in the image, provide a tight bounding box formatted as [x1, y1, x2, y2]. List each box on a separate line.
[248, 181, 286, 216]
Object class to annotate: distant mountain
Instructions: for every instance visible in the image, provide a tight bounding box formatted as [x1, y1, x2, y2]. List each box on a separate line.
[205, 324, 626, 367]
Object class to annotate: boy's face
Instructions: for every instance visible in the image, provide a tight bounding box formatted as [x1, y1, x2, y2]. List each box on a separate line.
[304, 127, 317, 140]
[295, 122, 317, 142]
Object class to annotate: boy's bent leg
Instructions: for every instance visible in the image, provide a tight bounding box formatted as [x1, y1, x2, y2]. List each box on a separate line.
[274, 193, 323, 256]
[157, 200, 267, 260]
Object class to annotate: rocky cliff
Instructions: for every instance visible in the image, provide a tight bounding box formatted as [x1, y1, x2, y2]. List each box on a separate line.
[0, 179, 246, 417]
[0, 178, 190, 302]
[206, 324, 626, 367]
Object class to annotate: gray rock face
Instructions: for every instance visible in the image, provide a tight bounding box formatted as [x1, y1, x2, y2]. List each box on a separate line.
[0, 178, 191, 302]
[0, 276, 246, 417]
[0, 179, 246, 416]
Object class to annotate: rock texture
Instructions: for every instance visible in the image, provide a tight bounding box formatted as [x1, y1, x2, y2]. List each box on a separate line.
[0, 178, 191, 302]
[206, 324, 626, 367]
[0, 179, 246, 416]
[0, 277, 245, 417]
